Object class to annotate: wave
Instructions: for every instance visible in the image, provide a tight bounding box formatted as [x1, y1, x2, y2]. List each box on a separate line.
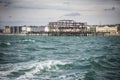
[16, 60, 72, 80]
[22, 39, 35, 42]
[18, 39, 35, 43]
[0, 42, 11, 47]
[24, 47, 39, 51]
[40, 47, 57, 50]
[84, 70, 97, 80]
[0, 60, 72, 80]
[58, 72, 86, 80]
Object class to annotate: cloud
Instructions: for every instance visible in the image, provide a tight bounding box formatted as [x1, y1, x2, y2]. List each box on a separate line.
[0, 0, 120, 28]
[0, 0, 12, 7]
[0, 0, 100, 11]
[58, 12, 81, 21]
[104, 7, 116, 11]
[113, 0, 120, 1]
[64, 13, 80, 16]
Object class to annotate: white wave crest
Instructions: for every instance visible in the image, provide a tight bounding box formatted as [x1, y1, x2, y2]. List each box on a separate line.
[19, 39, 35, 43]
[16, 60, 71, 80]
[58, 72, 86, 80]
[6, 42, 11, 45]
[24, 39, 35, 42]
[0, 42, 11, 46]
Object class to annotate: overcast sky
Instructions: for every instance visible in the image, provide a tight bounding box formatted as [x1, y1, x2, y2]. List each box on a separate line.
[0, 0, 120, 28]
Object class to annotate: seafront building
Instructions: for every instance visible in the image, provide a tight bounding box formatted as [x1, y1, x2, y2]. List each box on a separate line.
[2, 20, 120, 36]
[86, 25, 120, 36]
[3, 26, 11, 33]
[96, 25, 118, 35]
[0, 29, 3, 33]
[22, 25, 45, 34]
[117, 24, 120, 34]
[86, 25, 96, 32]
[3, 25, 45, 34]
[11, 26, 22, 34]
[3, 26, 22, 34]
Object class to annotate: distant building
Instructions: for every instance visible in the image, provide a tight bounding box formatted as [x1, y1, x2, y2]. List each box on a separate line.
[86, 25, 96, 32]
[3, 26, 22, 34]
[11, 26, 22, 34]
[2, 22, 120, 36]
[3, 26, 11, 33]
[45, 20, 87, 32]
[0, 29, 3, 33]
[22, 25, 45, 33]
[44, 26, 50, 32]
[116, 24, 120, 34]
[96, 25, 118, 35]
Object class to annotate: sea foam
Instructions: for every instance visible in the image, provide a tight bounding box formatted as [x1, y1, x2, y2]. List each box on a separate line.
[0, 42, 11, 47]
[0, 60, 71, 80]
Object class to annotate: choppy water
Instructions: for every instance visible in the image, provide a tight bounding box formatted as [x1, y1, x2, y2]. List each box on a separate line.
[0, 36, 120, 80]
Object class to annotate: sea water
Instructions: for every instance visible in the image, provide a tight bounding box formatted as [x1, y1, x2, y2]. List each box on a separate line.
[0, 36, 120, 80]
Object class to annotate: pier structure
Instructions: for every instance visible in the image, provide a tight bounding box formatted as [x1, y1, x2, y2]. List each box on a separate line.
[44, 20, 88, 36]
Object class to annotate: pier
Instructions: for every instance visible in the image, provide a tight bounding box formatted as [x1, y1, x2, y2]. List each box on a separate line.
[26, 31, 111, 36]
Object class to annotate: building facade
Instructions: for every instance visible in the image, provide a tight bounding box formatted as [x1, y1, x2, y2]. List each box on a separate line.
[22, 26, 45, 33]
[10, 26, 22, 34]
[86, 25, 96, 32]
[96, 26, 117, 32]
[3, 26, 22, 34]
[3, 26, 11, 33]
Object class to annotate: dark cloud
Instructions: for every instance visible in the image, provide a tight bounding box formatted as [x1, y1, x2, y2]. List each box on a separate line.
[0, 0, 12, 7]
[113, 0, 120, 1]
[64, 13, 80, 16]
[112, 0, 120, 4]
[0, 1, 2, 3]
[9, 16, 12, 18]
[63, 1, 70, 4]
[59, 13, 81, 19]
[104, 7, 116, 11]
[14, 6, 46, 10]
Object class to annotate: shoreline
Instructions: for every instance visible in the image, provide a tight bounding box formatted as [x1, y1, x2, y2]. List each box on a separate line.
[0, 33, 120, 36]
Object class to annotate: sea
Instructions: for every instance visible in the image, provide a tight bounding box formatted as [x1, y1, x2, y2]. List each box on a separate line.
[0, 36, 120, 80]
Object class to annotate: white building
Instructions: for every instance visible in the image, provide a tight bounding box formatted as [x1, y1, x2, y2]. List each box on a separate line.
[44, 26, 50, 32]
[22, 25, 45, 33]
[96, 26, 117, 32]
[96, 25, 118, 35]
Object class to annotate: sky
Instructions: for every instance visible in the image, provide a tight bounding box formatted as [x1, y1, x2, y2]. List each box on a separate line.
[0, 0, 120, 28]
